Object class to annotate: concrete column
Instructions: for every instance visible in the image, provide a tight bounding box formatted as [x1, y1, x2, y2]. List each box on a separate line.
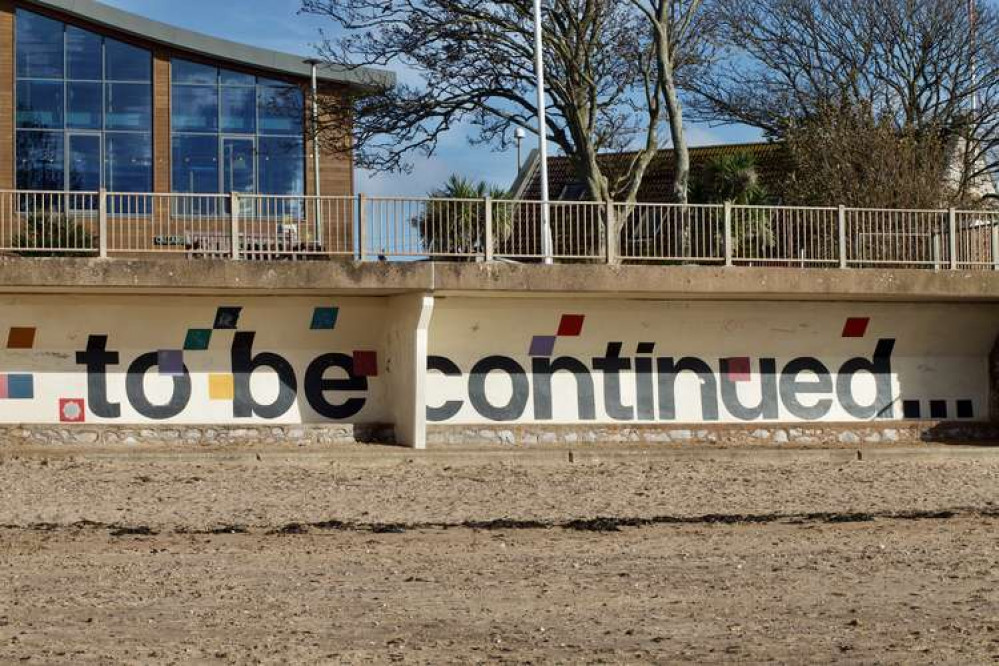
[384, 293, 435, 448]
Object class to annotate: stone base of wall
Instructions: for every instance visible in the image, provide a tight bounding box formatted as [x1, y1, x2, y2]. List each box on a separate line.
[427, 421, 999, 447]
[0, 424, 395, 447]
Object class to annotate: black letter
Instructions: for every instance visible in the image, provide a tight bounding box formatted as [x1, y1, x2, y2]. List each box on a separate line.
[75, 336, 120, 418]
[304, 353, 367, 420]
[836, 339, 896, 419]
[780, 357, 833, 420]
[125, 352, 191, 420]
[657, 357, 719, 422]
[231, 332, 297, 419]
[468, 356, 528, 422]
[720, 358, 779, 421]
[592, 343, 633, 421]
[427, 356, 464, 422]
[532, 357, 596, 421]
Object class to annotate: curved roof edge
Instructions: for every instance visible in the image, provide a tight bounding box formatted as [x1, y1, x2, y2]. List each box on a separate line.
[24, 0, 396, 89]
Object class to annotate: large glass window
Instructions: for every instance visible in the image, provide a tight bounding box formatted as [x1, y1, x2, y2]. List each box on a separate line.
[16, 11, 63, 78]
[171, 58, 305, 197]
[14, 9, 153, 193]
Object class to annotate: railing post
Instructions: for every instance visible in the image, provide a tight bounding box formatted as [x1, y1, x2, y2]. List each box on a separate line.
[948, 207, 957, 270]
[605, 200, 616, 265]
[357, 193, 367, 261]
[483, 196, 494, 262]
[723, 201, 733, 267]
[230, 192, 240, 260]
[838, 205, 847, 269]
[98, 188, 108, 259]
[992, 223, 999, 271]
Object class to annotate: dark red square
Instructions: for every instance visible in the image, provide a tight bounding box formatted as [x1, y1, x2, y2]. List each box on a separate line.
[725, 357, 751, 382]
[59, 398, 86, 423]
[842, 317, 870, 338]
[557, 314, 585, 337]
[353, 351, 378, 377]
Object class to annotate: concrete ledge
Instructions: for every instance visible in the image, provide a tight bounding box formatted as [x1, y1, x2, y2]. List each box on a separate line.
[1, 257, 999, 301]
[427, 421, 999, 447]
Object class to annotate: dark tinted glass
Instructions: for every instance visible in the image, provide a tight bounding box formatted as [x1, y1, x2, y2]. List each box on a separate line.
[105, 133, 152, 192]
[221, 69, 255, 86]
[105, 39, 151, 81]
[258, 137, 304, 195]
[66, 26, 102, 80]
[16, 10, 64, 78]
[172, 85, 219, 132]
[16, 80, 64, 129]
[66, 82, 103, 130]
[173, 135, 220, 193]
[105, 83, 152, 130]
[16, 131, 64, 190]
[68, 134, 102, 191]
[258, 87, 304, 135]
[221, 87, 255, 134]
[172, 59, 217, 84]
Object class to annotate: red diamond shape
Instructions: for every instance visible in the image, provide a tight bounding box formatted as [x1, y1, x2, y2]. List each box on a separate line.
[60, 398, 86, 423]
[725, 357, 751, 382]
[842, 317, 870, 338]
[557, 314, 585, 337]
[353, 351, 378, 377]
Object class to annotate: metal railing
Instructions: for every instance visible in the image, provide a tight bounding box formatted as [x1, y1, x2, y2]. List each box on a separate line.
[0, 189, 997, 270]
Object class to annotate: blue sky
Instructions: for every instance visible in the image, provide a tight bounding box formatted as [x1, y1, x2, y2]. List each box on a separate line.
[103, 0, 761, 196]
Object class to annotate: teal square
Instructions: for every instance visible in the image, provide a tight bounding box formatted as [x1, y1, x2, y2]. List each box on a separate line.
[8, 374, 34, 400]
[311, 307, 339, 330]
[184, 329, 212, 351]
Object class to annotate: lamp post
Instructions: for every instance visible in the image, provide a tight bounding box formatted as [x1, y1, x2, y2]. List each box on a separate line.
[304, 58, 323, 243]
[532, 0, 554, 264]
[514, 127, 526, 171]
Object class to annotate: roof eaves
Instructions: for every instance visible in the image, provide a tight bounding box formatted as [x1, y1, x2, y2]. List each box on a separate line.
[24, 0, 396, 89]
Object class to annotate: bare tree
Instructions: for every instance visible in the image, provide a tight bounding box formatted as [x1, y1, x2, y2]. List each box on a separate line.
[302, 0, 670, 204]
[626, 0, 709, 204]
[691, 0, 999, 202]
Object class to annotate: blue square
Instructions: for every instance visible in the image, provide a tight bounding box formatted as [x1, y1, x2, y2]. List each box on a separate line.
[158, 350, 184, 376]
[7, 374, 34, 400]
[311, 307, 340, 330]
[184, 329, 212, 351]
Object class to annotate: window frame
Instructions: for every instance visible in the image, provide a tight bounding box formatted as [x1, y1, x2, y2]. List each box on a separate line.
[13, 9, 153, 198]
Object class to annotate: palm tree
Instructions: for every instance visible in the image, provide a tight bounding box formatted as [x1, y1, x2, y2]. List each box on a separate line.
[415, 175, 511, 259]
[691, 151, 775, 258]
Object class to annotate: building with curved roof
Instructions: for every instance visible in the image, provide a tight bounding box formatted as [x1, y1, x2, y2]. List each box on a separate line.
[1, 0, 392, 203]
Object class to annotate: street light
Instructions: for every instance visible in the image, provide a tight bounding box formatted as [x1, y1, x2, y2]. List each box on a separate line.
[514, 127, 526, 171]
[532, 0, 554, 264]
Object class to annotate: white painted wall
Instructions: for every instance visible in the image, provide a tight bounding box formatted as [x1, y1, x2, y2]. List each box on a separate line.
[0, 295, 392, 425]
[427, 298, 999, 425]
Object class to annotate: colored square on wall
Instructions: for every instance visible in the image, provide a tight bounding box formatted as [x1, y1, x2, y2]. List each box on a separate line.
[158, 350, 184, 376]
[529, 335, 557, 357]
[0, 375, 7, 400]
[184, 329, 212, 351]
[902, 400, 922, 419]
[7, 374, 34, 400]
[724, 357, 752, 382]
[213, 307, 242, 330]
[208, 374, 235, 401]
[59, 399, 85, 423]
[353, 351, 379, 377]
[311, 307, 340, 330]
[929, 400, 948, 419]
[842, 317, 870, 338]
[6, 327, 36, 350]
[557, 314, 585, 337]
[956, 400, 975, 419]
